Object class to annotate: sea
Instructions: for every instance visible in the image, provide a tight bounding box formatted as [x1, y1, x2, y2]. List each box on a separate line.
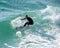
[0, 0, 60, 48]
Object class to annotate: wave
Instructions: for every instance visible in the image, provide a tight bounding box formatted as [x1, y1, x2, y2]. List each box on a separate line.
[0, 0, 60, 48]
[3, 6, 60, 48]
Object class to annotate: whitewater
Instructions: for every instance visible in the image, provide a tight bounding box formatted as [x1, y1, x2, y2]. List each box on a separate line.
[0, 0, 60, 48]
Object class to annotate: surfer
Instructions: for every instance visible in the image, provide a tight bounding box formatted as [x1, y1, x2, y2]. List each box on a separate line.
[21, 15, 34, 27]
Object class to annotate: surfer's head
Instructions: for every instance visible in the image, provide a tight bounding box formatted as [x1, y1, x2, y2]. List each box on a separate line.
[25, 15, 28, 18]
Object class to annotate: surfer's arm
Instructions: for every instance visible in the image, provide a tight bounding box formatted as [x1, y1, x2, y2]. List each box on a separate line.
[21, 18, 26, 20]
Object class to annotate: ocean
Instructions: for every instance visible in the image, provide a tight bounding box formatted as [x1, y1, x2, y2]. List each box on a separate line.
[0, 0, 60, 48]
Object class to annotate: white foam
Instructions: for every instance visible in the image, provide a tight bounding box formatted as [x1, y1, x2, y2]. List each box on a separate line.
[11, 17, 22, 28]
[11, 17, 27, 28]
[4, 43, 15, 48]
[4, 33, 60, 48]
[16, 31, 22, 37]
[17, 34, 55, 48]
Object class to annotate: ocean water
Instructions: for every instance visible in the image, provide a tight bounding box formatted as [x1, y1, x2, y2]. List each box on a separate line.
[0, 0, 60, 48]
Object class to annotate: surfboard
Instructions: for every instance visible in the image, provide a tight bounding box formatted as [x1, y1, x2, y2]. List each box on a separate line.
[16, 26, 24, 31]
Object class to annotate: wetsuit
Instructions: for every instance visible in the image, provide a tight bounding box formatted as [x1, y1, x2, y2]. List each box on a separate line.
[24, 17, 34, 27]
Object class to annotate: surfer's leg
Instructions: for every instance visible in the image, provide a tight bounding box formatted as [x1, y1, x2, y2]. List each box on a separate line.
[24, 22, 29, 27]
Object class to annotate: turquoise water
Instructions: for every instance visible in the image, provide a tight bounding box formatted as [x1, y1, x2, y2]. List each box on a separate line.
[0, 0, 60, 48]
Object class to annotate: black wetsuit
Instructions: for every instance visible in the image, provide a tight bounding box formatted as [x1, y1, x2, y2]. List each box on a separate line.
[24, 17, 34, 27]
